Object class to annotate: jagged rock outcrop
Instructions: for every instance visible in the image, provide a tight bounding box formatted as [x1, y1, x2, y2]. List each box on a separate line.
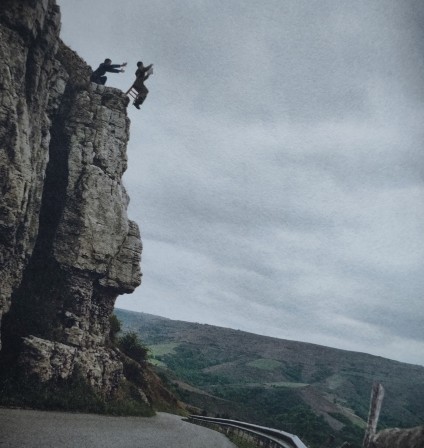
[370, 426, 424, 448]
[0, 0, 142, 396]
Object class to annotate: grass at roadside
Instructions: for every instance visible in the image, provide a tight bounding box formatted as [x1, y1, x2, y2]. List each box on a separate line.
[227, 433, 258, 448]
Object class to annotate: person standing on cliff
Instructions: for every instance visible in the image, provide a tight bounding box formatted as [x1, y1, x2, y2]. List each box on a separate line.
[132, 61, 153, 109]
[90, 58, 127, 85]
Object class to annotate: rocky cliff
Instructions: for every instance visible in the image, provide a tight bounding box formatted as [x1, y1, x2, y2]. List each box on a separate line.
[0, 0, 144, 400]
[371, 426, 424, 448]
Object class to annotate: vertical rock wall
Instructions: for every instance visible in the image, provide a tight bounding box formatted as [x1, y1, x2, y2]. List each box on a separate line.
[0, 0, 142, 395]
[0, 0, 63, 343]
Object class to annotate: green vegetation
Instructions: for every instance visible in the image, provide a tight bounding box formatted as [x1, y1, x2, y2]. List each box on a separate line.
[227, 433, 258, 448]
[0, 366, 154, 416]
[267, 381, 309, 388]
[118, 331, 149, 364]
[161, 345, 233, 386]
[150, 342, 180, 357]
[276, 406, 335, 447]
[115, 309, 424, 448]
[310, 364, 333, 382]
[0, 314, 157, 417]
[149, 358, 167, 367]
[148, 342, 180, 366]
[113, 326, 152, 391]
[282, 363, 303, 382]
[247, 358, 282, 370]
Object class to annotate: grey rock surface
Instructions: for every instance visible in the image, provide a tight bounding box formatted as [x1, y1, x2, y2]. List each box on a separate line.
[0, 0, 142, 395]
[19, 336, 123, 394]
[0, 409, 236, 448]
[371, 426, 424, 448]
[0, 0, 63, 344]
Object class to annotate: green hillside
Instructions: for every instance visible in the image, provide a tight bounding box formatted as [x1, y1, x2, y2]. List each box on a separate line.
[115, 309, 424, 448]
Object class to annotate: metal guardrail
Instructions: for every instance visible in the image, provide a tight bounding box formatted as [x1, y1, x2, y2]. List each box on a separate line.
[188, 415, 309, 448]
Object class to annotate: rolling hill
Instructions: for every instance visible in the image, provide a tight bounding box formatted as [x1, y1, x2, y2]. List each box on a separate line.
[115, 309, 424, 448]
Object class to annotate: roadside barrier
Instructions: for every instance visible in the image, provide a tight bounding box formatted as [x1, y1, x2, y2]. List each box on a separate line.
[187, 415, 309, 448]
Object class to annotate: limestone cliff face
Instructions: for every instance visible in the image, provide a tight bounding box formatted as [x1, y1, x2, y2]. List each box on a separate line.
[0, 0, 142, 395]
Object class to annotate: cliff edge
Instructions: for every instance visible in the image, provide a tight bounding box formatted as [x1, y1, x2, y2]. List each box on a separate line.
[0, 0, 157, 408]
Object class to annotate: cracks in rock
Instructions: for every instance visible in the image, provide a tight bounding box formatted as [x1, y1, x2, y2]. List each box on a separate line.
[1, 84, 76, 349]
[34, 85, 74, 255]
[24, 40, 39, 106]
[97, 231, 129, 289]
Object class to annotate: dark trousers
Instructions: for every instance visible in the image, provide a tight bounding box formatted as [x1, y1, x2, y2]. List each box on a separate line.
[134, 85, 148, 106]
[90, 74, 107, 85]
[134, 93, 147, 106]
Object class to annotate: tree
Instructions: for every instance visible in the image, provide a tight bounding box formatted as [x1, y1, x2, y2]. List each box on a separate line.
[118, 332, 149, 363]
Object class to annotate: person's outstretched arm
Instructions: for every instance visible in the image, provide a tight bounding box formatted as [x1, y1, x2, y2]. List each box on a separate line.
[106, 62, 127, 73]
[144, 64, 153, 79]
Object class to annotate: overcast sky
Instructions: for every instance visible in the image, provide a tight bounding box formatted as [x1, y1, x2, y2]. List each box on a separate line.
[57, 0, 424, 366]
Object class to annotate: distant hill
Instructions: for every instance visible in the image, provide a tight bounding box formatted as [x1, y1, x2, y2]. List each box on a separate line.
[115, 309, 424, 448]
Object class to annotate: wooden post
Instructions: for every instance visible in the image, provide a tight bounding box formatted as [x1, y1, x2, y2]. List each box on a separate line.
[362, 382, 385, 448]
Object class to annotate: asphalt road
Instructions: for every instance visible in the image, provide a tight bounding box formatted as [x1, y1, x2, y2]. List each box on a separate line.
[0, 408, 236, 448]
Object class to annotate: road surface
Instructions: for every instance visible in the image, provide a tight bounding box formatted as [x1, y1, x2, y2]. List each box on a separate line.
[0, 408, 236, 448]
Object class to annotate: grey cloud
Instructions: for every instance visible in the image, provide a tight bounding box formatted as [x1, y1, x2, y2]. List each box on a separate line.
[59, 0, 424, 365]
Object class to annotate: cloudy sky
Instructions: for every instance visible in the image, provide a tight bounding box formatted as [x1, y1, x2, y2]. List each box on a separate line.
[57, 0, 424, 366]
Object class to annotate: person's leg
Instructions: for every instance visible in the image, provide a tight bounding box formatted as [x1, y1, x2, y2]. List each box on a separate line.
[133, 93, 147, 109]
[100, 76, 107, 85]
[133, 96, 141, 109]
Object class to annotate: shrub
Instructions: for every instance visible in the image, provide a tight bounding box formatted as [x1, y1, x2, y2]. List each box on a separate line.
[118, 332, 149, 363]
[122, 356, 145, 386]
[0, 365, 154, 417]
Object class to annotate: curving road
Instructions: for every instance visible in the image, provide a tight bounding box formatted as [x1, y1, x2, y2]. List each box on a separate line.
[0, 408, 236, 448]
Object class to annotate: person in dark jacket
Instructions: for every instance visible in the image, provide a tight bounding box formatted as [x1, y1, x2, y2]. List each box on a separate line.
[90, 58, 127, 85]
[132, 61, 153, 109]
